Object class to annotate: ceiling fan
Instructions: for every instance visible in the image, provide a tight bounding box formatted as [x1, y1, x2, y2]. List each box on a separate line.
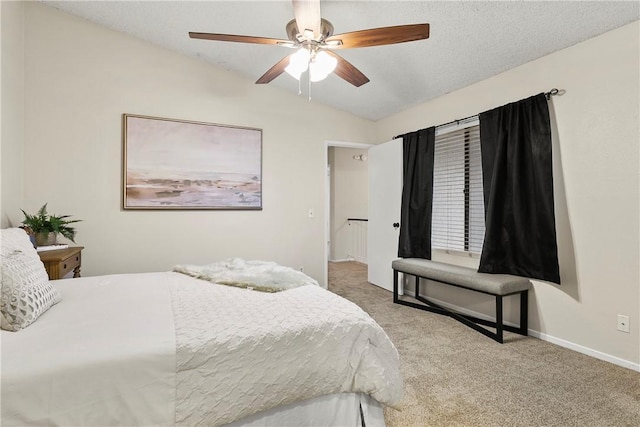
[189, 0, 430, 87]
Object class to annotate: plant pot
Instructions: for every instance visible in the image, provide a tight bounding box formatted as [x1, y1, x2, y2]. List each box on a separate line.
[35, 232, 56, 247]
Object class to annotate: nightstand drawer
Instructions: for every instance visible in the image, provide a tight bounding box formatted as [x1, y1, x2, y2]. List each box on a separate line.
[38, 247, 84, 280]
[57, 252, 81, 278]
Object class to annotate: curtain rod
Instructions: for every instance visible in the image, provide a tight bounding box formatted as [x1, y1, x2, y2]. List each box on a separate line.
[393, 88, 560, 140]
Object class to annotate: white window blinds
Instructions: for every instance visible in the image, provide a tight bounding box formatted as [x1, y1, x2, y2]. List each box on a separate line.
[432, 122, 485, 253]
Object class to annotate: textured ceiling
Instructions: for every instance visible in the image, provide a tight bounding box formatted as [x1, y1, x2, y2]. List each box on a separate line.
[42, 1, 639, 121]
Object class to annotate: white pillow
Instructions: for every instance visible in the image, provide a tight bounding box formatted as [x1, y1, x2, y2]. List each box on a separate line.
[1, 228, 61, 331]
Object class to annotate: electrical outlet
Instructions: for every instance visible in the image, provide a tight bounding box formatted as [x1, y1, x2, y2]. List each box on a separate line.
[617, 314, 630, 333]
[308, 208, 314, 218]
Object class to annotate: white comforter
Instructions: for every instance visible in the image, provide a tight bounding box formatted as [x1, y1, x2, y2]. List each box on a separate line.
[1, 271, 403, 426]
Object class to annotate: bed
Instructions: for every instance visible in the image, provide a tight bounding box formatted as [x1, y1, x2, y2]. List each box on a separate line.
[0, 228, 403, 426]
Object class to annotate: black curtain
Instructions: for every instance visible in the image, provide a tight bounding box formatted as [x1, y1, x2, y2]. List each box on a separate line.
[398, 127, 435, 259]
[478, 93, 560, 284]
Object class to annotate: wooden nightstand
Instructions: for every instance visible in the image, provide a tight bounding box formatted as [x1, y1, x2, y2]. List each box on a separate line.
[38, 247, 84, 280]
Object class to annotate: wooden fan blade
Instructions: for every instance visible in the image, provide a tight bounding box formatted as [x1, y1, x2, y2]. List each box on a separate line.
[189, 32, 289, 46]
[256, 55, 292, 84]
[325, 23, 429, 49]
[325, 51, 369, 87]
[292, 0, 321, 40]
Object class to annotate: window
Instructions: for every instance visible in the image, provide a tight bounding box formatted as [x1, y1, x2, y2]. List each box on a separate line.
[431, 121, 485, 254]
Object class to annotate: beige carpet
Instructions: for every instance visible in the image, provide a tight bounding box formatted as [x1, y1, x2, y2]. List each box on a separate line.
[328, 261, 640, 427]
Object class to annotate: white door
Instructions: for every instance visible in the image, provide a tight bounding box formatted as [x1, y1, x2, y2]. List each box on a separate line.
[326, 164, 331, 261]
[367, 139, 403, 292]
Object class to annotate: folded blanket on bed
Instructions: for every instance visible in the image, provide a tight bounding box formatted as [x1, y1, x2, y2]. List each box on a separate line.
[173, 258, 319, 292]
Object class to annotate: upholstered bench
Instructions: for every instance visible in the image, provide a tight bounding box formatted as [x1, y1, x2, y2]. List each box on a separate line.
[392, 258, 531, 343]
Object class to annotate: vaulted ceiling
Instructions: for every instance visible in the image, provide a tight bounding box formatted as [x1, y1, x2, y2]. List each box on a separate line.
[42, 1, 639, 121]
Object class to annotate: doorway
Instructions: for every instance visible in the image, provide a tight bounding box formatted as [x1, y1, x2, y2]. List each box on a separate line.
[323, 141, 372, 288]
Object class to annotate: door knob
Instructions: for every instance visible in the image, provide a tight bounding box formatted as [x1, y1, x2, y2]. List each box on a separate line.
[393, 222, 400, 229]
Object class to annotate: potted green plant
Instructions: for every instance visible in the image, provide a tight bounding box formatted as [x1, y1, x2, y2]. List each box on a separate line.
[21, 204, 82, 246]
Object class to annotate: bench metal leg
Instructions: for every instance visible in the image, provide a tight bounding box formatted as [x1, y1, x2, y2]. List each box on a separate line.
[393, 269, 399, 303]
[520, 291, 528, 335]
[495, 296, 504, 343]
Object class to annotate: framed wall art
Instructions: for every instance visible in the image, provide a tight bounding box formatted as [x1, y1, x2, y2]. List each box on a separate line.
[122, 114, 262, 210]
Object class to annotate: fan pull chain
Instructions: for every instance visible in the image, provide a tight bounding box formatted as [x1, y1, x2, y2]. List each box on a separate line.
[297, 77, 302, 96]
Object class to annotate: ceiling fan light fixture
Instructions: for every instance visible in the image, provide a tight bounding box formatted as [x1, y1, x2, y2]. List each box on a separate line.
[285, 47, 311, 79]
[309, 50, 337, 82]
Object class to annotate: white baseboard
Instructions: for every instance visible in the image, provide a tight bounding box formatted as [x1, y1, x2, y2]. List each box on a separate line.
[528, 330, 640, 372]
[403, 290, 640, 372]
[330, 258, 368, 264]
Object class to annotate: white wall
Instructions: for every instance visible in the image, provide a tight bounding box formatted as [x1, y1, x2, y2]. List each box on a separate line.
[328, 147, 369, 261]
[1, 1, 25, 228]
[18, 3, 374, 284]
[375, 22, 640, 367]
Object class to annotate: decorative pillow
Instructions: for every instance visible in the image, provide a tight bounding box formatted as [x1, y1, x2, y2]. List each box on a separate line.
[1, 228, 61, 331]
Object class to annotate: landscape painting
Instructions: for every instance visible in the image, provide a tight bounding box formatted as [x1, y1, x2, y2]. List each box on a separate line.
[123, 114, 262, 210]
